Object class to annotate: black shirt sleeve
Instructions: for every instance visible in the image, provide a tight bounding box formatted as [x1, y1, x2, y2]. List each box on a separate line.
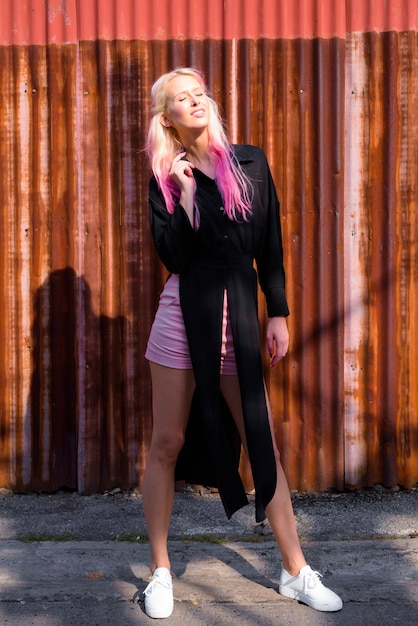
[149, 176, 196, 274]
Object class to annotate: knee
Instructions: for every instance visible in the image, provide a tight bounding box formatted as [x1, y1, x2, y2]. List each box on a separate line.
[149, 432, 185, 468]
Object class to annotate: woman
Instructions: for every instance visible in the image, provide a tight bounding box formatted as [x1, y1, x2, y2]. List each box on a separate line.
[142, 67, 342, 619]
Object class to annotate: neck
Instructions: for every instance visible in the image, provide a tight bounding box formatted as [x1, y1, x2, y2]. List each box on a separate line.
[186, 149, 211, 167]
[184, 143, 216, 179]
[179, 129, 209, 160]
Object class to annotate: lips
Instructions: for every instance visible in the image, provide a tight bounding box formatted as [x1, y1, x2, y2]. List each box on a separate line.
[192, 108, 205, 117]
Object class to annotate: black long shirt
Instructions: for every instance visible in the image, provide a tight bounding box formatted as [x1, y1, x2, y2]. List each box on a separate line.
[148, 144, 289, 521]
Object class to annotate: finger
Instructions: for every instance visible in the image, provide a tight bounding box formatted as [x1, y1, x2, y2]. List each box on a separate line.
[172, 151, 187, 164]
[170, 155, 195, 178]
[183, 163, 194, 177]
[169, 153, 186, 173]
[270, 342, 288, 367]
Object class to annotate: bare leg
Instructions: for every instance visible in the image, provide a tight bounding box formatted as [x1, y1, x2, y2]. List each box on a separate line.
[142, 362, 195, 573]
[220, 375, 307, 576]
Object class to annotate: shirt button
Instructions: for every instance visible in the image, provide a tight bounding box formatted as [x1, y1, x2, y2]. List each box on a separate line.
[223, 234, 228, 240]
[220, 206, 224, 212]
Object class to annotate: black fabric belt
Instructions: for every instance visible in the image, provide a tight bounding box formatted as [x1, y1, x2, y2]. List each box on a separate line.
[191, 256, 253, 270]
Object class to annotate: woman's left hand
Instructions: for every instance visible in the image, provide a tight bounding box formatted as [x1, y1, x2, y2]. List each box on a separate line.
[266, 317, 289, 367]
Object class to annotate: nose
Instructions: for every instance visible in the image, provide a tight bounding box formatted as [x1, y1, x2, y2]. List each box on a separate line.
[190, 93, 199, 106]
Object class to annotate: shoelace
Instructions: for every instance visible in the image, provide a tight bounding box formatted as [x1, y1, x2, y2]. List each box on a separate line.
[302, 569, 323, 591]
[143, 575, 172, 596]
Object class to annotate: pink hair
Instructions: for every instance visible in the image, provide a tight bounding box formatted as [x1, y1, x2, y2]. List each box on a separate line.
[146, 68, 253, 225]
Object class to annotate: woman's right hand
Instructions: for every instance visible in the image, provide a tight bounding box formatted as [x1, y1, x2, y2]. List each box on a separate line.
[169, 152, 196, 225]
[169, 152, 195, 192]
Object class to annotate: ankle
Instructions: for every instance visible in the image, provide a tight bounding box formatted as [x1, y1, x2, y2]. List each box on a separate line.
[150, 561, 171, 574]
[282, 559, 307, 577]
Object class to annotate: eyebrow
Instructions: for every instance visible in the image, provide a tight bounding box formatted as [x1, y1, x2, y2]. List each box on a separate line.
[172, 87, 204, 99]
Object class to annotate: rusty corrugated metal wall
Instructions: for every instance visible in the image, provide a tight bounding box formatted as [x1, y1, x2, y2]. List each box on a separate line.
[0, 0, 417, 494]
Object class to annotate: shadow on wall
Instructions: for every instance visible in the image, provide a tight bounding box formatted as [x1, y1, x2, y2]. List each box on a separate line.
[18, 267, 133, 493]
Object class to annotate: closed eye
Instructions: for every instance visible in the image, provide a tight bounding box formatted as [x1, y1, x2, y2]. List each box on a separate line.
[176, 92, 205, 102]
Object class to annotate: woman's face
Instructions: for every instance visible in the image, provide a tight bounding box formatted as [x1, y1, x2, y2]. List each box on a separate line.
[162, 74, 209, 138]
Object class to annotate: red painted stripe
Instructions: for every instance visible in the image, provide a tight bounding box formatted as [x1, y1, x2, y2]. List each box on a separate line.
[0, 0, 417, 45]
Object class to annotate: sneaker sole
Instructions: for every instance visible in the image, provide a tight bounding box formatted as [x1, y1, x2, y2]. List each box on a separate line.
[279, 585, 343, 612]
[145, 604, 174, 619]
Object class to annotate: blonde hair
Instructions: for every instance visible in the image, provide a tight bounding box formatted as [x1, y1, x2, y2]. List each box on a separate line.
[146, 67, 252, 222]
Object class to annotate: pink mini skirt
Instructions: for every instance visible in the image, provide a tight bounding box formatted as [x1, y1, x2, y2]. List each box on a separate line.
[145, 273, 237, 375]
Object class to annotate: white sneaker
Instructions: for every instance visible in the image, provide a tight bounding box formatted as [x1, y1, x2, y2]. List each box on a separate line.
[279, 565, 343, 612]
[143, 567, 174, 619]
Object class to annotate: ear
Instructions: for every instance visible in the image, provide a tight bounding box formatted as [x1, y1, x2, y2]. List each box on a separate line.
[160, 114, 172, 127]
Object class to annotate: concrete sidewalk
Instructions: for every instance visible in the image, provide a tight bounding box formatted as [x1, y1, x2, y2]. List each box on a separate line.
[0, 487, 417, 625]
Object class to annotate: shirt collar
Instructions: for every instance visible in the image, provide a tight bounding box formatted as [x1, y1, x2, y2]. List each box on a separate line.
[232, 144, 255, 164]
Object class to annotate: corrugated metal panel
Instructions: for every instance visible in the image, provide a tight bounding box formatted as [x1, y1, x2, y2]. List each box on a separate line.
[0, 0, 417, 494]
[2, 0, 418, 44]
[343, 28, 418, 489]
